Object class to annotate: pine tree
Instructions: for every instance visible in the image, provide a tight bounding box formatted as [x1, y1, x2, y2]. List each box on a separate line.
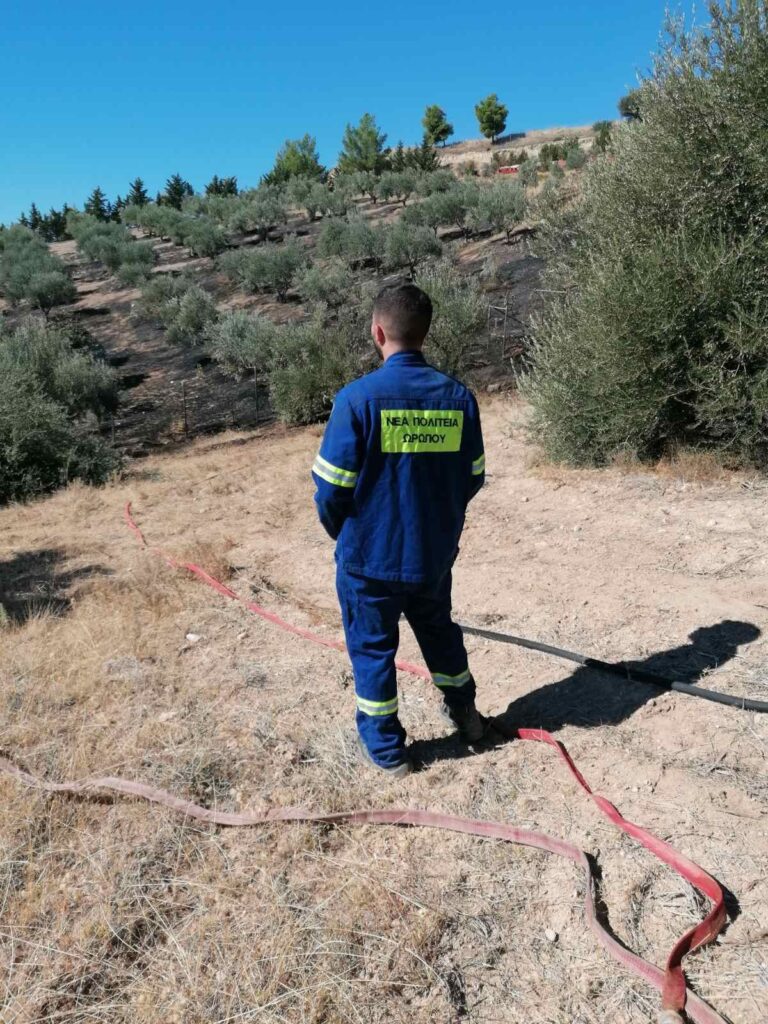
[406, 137, 442, 172]
[337, 113, 388, 174]
[391, 141, 407, 172]
[205, 174, 239, 196]
[43, 207, 70, 242]
[475, 93, 508, 143]
[109, 195, 126, 222]
[263, 135, 326, 185]
[84, 186, 110, 221]
[422, 105, 454, 146]
[127, 177, 149, 206]
[28, 203, 42, 232]
[162, 173, 194, 210]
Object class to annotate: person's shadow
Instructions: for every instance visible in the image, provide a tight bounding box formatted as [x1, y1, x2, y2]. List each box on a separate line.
[411, 620, 761, 765]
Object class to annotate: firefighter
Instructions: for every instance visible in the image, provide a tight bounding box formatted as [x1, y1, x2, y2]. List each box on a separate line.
[311, 282, 486, 777]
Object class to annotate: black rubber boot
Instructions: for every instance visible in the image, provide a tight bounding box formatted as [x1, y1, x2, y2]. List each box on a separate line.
[439, 701, 485, 743]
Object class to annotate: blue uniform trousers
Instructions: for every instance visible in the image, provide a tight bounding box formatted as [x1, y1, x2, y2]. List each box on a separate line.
[336, 565, 476, 768]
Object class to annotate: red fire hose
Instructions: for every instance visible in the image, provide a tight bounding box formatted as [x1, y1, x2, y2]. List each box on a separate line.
[0, 502, 735, 1024]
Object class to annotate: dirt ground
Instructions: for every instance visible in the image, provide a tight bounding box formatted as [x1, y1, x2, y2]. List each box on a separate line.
[439, 125, 598, 170]
[0, 396, 766, 1023]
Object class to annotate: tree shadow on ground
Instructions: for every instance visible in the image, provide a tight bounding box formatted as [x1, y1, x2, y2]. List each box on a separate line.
[0, 548, 113, 625]
[411, 620, 761, 767]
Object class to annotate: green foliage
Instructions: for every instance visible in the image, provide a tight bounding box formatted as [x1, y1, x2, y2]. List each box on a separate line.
[347, 170, 379, 203]
[219, 240, 304, 300]
[296, 258, 350, 307]
[127, 177, 150, 206]
[205, 309, 279, 374]
[390, 141, 407, 172]
[337, 113, 388, 174]
[181, 218, 227, 257]
[526, 1, 768, 467]
[414, 169, 455, 197]
[226, 186, 287, 241]
[0, 318, 117, 416]
[315, 219, 347, 259]
[415, 263, 486, 377]
[288, 177, 330, 222]
[18, 204, 71, 241]
[267, 315, 365, 425]
[116, 262, 150, 288]
[161, 173, 194, 210]
[538, 142, 567, 167]
[263, 135, 325, 186]
[384, 221, 442, 275]
[0, 318, 120, 502]
[164, 285, 218, 347]
[209, 307, 366, 426]
[375, 170, 417, 205]
[136, 275, 217, 347]
[84, 186, 111, 221]
[324, 184, 351, 218]
[419, 183, 479, 238]
[0, 226, 74, 313]
[317, 217, 386, 270]
[342, 218, 386, 269]
[474, 93, 508, 142]
[491, 148, 529, 170]
[518, 156, 540, 187]
[592, 120, 613, 153]
[67, 213, 156, 279]
[618, 87, 643, 120]
[26, 271, 77, 316]
[422, 104, 454, 146]
[565, 143, 587, 169]
[136, 274, 191, 320]
[407, 137, 443, 172]
[122, 202, 175, 237]
[472, 178, 527, 242]
[205, 175, 238, 196]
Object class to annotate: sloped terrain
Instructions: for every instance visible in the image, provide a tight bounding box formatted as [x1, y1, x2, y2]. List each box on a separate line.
[53, 223, 538, 456]
[1, 398, 766, 1023]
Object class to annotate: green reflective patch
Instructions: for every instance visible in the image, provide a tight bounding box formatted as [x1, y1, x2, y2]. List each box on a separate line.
[381, 409, 464, 453]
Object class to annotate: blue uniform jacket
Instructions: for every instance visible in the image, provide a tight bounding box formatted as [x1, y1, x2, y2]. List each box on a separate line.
[311, 350, 485, 583]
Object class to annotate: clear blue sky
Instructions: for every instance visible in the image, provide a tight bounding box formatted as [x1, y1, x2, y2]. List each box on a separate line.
[0, 1, 693, 225]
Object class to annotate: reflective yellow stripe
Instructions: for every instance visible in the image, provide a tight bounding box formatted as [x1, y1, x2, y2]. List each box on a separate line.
[472, 454, 485, 476]
[315, 454, 358, 482]
[356, 695, 398, 716]
[313, 462, 355, 488]
[432, 669, 471, 688]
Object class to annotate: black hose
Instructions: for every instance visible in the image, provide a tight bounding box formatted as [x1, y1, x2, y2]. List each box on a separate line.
[459, 623, 768, 713]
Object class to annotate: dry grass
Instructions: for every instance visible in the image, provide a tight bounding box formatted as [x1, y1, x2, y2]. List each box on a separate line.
[1, 404, 767, 1023]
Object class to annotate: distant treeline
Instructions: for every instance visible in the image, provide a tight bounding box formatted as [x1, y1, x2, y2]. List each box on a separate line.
[7, 89, 636, 240]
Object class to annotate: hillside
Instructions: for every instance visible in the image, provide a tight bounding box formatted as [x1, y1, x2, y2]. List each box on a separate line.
[1, 398, 766, 1022]
[1, 125, 592, 457]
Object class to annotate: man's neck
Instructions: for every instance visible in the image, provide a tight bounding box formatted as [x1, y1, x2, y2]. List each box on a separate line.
[382, 344, 424, 362]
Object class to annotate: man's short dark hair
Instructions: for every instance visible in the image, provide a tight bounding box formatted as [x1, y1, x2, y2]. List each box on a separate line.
[373, 282, 433, 346]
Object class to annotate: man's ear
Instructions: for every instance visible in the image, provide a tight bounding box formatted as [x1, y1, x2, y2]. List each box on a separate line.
[372, 321, 387, 347]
